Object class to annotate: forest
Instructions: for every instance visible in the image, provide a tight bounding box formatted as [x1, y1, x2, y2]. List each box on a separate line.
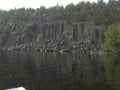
[0, 0, 120, 26]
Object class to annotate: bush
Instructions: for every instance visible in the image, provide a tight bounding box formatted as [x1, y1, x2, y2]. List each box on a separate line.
[102, 24, 120, 53]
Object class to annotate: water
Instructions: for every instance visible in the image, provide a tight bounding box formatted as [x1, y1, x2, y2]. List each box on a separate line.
[0, 51, 119, 90]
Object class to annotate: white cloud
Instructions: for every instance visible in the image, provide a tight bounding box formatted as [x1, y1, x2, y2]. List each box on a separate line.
[0, 0, 108, 10]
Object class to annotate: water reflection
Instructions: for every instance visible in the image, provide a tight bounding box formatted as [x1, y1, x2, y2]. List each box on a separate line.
[0, 51, 119, 90]
[103, 54, 120, 90]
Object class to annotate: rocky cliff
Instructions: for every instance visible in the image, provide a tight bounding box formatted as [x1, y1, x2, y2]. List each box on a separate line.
[0, 22, 104, 53]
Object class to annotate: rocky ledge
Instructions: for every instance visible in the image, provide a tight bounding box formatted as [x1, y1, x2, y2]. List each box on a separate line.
[0, 21, 104, 53]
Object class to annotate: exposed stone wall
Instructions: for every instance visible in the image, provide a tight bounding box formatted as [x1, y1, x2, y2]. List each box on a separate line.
[0, 22, 105, 52]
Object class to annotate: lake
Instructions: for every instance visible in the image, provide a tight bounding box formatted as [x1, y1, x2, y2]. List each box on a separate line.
[0, 51, 120, 90]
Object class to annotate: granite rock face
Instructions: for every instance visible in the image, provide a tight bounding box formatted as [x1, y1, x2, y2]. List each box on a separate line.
[0, 22, 104, 52]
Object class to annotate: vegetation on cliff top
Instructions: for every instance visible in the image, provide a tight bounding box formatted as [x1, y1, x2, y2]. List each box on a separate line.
[0, 0, 120, 26]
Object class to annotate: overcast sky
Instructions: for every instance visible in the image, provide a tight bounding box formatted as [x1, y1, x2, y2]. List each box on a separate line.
[0, 0, 108, 10]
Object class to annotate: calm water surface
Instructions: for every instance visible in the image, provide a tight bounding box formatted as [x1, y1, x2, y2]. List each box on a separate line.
[0, 51, 120, 90]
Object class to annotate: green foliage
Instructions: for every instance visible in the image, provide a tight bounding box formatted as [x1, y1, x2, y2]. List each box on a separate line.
[0, 0, 120, 25]
[102, 24, 120, 53]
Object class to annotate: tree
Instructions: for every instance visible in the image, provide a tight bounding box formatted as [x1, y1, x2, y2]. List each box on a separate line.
[102, 24, 120, 53]
[0, 0, 120, 25]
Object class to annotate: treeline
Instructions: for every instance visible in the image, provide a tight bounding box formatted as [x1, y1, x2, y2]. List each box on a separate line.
[0, 0, 120, 26]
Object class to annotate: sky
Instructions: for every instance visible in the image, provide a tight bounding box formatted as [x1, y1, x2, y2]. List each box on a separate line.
[0, 0, 108, 10]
